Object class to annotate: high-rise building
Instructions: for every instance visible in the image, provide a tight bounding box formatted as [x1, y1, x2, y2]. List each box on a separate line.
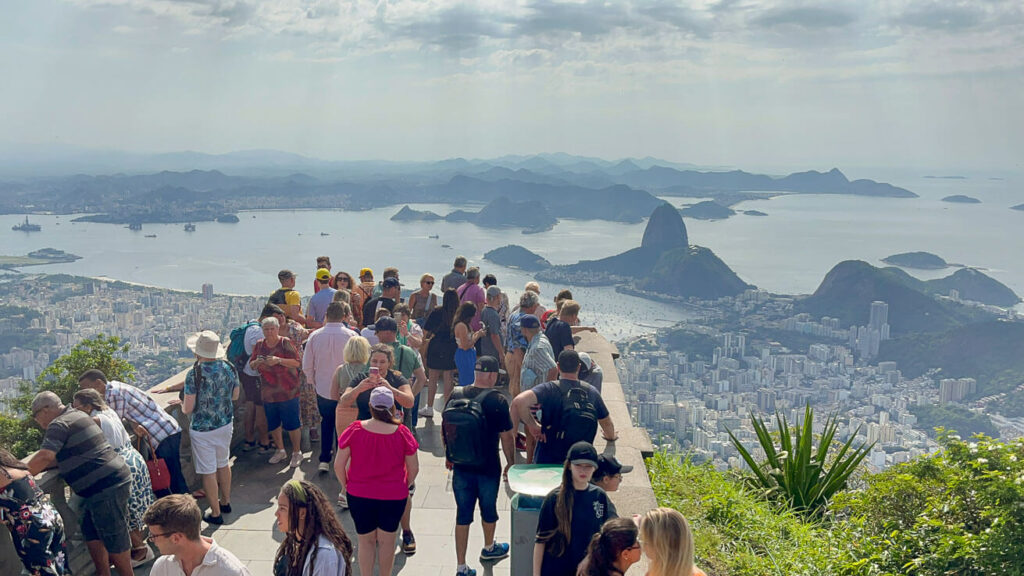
[869, 301, 888, 331]
[202, 283, 214, 300]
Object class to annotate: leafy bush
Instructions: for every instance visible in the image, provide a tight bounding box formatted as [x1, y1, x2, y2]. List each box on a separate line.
[727, 405, 874, 515]
[0, 334, 135, 457]
[834, 433, 1024, 575]
[648, 452, 851, 575]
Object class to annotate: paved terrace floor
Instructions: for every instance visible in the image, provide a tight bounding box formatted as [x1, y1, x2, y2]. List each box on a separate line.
[5, 332, 655, 576]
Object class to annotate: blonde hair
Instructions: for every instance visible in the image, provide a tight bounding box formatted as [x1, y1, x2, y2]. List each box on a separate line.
[640, 508, 695, 576]
[419, 273, 434, 284]
[344, 336, 371, 365]
[524, 281, 541, 294]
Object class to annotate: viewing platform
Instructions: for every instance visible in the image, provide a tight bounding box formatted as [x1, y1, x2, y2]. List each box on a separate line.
[2, 331, 656, 575]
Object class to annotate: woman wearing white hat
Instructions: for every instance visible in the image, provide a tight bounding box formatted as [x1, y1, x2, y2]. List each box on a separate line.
[184, 329, 240, 525]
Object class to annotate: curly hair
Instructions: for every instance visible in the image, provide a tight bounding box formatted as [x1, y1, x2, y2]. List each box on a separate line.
[275, 480, 353, 576]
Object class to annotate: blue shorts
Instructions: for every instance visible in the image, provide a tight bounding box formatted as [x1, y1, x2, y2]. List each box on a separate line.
[453, 468, 500, 525]
[264, 397, 301, 432]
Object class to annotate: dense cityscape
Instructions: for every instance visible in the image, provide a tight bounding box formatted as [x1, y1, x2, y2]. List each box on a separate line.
[0, 275, 263, 412]
[617, 288, 1024, 472]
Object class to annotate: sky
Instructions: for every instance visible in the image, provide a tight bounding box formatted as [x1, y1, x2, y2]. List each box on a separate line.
[1, 0, 1022, 172]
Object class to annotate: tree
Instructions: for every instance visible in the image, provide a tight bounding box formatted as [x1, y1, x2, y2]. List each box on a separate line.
[1, 334, 135, 457]
[727, 404, 874, 516]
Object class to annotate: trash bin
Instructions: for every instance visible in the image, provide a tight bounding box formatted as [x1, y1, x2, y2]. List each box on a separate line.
[507, 464, 563, 576]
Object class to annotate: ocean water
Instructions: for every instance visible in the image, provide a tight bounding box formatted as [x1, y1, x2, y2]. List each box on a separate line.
[3, 172, 1022, 333]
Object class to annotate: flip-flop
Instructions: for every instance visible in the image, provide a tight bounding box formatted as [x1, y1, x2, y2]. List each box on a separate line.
[192, 489, 207, 499]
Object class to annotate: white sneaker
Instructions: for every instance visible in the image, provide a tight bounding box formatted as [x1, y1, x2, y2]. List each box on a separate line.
[289, 452, 303, 468]
[269, 449, 288, 464]
[337, 492, 348, 509]
[318, 462, 331, 473]
[418, 406, 434, 418]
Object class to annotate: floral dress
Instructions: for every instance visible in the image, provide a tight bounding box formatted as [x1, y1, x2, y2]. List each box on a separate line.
[286, 321, 321, 431]
[0, 468, 69, 576]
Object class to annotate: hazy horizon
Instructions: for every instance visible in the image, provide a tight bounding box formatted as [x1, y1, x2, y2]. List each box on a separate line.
[2, 1, 1023, 173]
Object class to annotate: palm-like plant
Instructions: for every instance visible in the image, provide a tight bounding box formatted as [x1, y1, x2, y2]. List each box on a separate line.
[726, 404, 874, 515]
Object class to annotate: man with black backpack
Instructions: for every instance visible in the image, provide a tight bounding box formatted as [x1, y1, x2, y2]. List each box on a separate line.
[442, 356, 515, 576]
[510, 350, 617, 465]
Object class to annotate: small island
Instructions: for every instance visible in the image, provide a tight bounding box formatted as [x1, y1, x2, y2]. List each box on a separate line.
[743, 210, 768, 216]
[0, 248, 82, 269]
[882, 251, 949, 270]
[484, 245, 552, 271]
[679, 201, 735, 221]
[942, 195, 981, 204]
[216, 214, 240, 223]
[391, 205, 443, 221]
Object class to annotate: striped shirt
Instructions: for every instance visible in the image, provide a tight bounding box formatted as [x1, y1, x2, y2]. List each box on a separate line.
[41, 407, 130, 498]
[104, 380, 181, 447]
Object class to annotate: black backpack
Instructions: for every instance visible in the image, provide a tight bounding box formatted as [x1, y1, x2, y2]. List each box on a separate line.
[442, 388, 496, 466]
[268, 287, 291, 306]
[552, 381, 599, 450]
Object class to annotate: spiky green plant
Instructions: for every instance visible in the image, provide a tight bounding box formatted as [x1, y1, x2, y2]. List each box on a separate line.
[726, 404, 874, 515]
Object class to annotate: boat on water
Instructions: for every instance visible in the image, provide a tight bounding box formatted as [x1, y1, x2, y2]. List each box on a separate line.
[145, 234, 157, 238]
[320, 232, 330, 236]
[128, 222, 143, 231]
[441, 244, 452, 248]
[184, 223, 196, 232]
[428, 234, 439, 239]
[12, 216, 41, 232]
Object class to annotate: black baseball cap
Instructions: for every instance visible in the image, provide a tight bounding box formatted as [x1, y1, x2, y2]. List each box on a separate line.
[374, 316, 398, 332]
[595, 455, 633, 479]
[475, 356, 500, 373]
[558, 349, 581, 373]
[567, 441, 599, 467]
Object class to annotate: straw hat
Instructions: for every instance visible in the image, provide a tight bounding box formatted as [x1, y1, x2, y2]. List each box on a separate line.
[187, 330, 225, 359]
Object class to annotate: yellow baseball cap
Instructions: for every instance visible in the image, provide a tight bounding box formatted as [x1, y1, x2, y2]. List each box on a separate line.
[359, 268, 373, 279]
[315, 268, 331, 281]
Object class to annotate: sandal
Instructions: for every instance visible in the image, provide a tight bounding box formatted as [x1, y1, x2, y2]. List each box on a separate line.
[192, 489, 207, 499]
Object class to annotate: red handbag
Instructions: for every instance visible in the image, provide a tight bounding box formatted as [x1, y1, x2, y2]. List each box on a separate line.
[141, 436, 171, 492]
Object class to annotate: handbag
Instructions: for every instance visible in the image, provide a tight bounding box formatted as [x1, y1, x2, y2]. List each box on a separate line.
[141, 435, 171, 492]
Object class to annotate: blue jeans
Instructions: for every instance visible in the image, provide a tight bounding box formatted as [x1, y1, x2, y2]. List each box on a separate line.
[453, 468, 500, 525]
[316, 394, 338, 463]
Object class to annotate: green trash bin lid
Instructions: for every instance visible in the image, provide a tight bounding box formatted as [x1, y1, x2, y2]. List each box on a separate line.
[507, 464, 563, 497]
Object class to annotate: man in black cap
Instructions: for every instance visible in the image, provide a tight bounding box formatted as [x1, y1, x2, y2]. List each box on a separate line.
[510, 349, 616, 464]
[362, 276, 400, 324]
[442, 356, 516, 575]
[592, 455, 632, 494]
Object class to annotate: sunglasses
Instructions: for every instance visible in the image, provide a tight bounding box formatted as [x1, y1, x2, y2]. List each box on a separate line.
[147, 531, 178, 542]
[423, 281, 434, 285]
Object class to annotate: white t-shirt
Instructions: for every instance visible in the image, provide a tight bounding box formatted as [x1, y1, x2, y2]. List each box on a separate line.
[150, 537, 252, 576]
[95, 407, 131, 450]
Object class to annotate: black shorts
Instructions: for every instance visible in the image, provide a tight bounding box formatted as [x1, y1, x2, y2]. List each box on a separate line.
[346, 493, 407, 535]
[239, 371, 263, 406]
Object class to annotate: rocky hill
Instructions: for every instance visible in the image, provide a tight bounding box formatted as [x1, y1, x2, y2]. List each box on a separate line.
[537, 203, 750, 298]
[483, 245, 552, 270]
[882, 251, 948, 270]
[391, 205, 443, 221]
[796, 260, 984, 335]
[444, 196, 557, 233]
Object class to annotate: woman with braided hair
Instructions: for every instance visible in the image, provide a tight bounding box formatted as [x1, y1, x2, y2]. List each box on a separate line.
[274, 479, 353, 576]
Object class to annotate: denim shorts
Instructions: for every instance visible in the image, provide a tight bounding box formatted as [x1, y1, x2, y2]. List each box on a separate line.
[452, 468, 500, 525]
[81, 482, 132, 553]
[264, 397, 301, 431]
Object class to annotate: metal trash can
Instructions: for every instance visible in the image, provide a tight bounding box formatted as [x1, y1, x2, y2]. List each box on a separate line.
[507, 464, 563, 576]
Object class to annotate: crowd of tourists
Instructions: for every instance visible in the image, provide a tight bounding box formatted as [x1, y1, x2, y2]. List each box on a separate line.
[1, 255, 705, 576]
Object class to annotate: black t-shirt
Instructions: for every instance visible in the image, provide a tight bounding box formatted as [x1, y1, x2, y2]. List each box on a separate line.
[544, 318, 574, 362]
[347, 371, 410, 420]
[536, 484, 617, 576]
[447, 386, 513, 476]
[362, 296, 396, 326]
[532, 379, 610, 465]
